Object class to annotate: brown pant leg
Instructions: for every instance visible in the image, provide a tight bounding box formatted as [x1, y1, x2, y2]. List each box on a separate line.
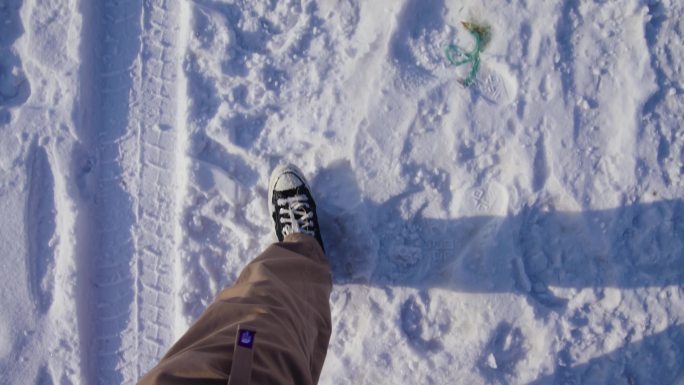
[137, 233, 332, 385]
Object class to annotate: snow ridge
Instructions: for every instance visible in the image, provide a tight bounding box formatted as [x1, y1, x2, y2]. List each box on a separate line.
[26, 143, 57, 315]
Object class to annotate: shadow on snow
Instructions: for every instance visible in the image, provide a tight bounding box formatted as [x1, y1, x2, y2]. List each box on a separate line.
[311, 160, 683, 383]
[528, 323, 684, 384]
[314, 161, 683, 300]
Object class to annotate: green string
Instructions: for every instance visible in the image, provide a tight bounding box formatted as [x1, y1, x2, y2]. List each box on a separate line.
[445, 25, 486, 87]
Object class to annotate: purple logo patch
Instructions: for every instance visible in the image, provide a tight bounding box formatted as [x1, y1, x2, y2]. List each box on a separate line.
[238, 329, 255, 349]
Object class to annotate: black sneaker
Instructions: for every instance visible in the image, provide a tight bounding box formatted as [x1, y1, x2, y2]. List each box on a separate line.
[268, 164, 324, 251]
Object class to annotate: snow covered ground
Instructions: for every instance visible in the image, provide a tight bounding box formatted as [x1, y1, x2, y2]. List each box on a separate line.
[1, 0, 683, 383]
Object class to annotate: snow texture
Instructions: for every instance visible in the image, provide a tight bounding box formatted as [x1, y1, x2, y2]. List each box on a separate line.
[0, 0, 683, 384]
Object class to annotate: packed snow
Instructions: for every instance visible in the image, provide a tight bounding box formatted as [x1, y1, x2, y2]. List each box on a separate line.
[1, 0, 683, 384]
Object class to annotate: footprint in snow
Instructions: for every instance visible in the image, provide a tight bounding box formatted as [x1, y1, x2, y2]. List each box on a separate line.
[474, 62, 518, 106]
[479, 321, 528, 382]
[399, 294, 450, 353]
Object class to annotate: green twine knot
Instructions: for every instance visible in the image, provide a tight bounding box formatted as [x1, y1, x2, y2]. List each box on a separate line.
[445, 22, 491, 87]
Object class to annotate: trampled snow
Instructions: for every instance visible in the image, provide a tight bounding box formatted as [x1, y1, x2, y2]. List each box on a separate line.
[0, 0, 683, 384]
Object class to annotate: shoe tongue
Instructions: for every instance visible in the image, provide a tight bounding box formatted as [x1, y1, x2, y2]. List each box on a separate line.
[275, 173, 304, 191]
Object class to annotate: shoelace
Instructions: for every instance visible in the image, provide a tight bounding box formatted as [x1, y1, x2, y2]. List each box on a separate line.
[277, 194, 315, 238]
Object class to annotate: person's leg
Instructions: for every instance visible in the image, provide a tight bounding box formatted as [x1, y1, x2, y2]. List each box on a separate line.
[137, 233, 331, 385]
[137, 165, 331, 385]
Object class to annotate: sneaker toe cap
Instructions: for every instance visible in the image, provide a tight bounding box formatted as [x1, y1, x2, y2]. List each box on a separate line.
[274, 172, 305, 191]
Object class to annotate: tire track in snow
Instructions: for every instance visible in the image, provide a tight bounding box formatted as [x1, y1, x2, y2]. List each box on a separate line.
[132, 1, 184, 375]
[85, 0, 185, 383]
